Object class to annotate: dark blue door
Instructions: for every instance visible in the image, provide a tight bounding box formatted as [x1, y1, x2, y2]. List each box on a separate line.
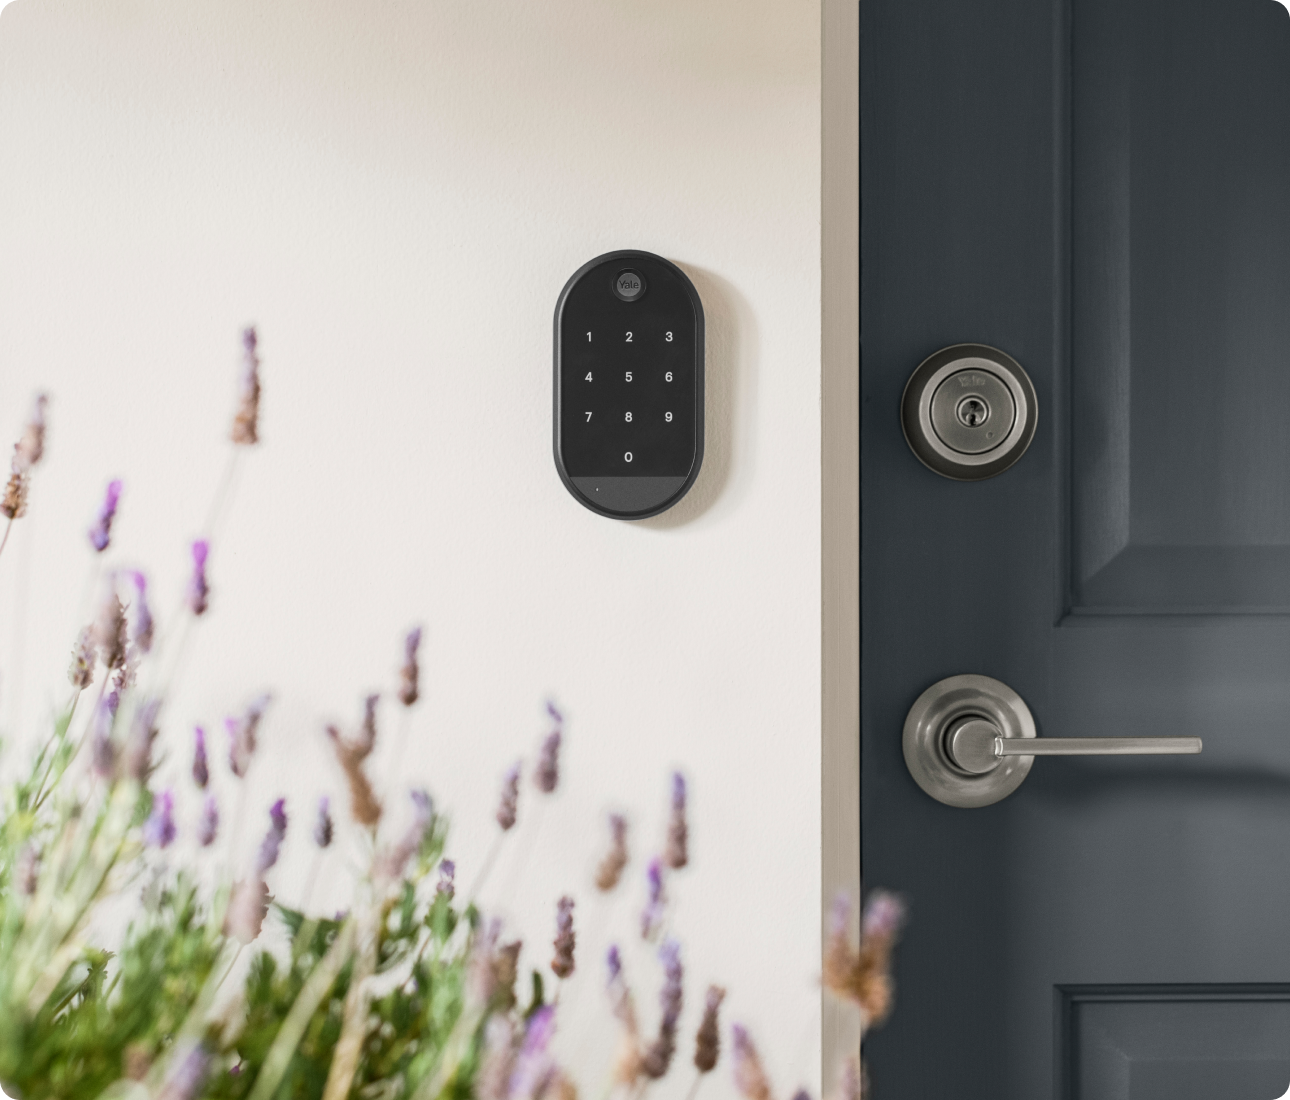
[863, 1, 1290, 1096]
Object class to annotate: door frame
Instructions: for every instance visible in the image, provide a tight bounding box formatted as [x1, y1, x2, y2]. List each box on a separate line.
[822, 0, 861, 1080]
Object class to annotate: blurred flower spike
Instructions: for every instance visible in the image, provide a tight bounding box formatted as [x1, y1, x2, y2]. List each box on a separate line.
[88, 479, 122, 553]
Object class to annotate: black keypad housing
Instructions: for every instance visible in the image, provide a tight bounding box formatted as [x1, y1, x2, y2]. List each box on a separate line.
[554, 250, 705, 518]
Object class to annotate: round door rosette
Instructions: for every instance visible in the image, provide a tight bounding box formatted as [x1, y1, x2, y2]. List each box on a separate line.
[903, 674, 1037, 808]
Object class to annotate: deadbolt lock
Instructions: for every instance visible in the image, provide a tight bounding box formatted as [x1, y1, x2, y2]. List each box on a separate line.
[902, 344, 1037, 480]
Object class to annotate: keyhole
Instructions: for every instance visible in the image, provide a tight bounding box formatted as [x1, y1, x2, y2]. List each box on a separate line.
[956, 396, 989, 428]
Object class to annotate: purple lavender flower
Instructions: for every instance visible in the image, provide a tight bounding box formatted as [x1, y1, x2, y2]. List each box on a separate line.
[664, 772, 688, 870]
[862, 890, 907, 941]
[192, 726, 209, 789]
[730, 1026, 773, 1100]
[534, 728, 561, 794]
[226, 693, 270, 778]
[640, 857, 666, 940]
[144, 790, 177, 849]
[197, 795, 219, 847]
[606, 944, 623, 985]
[156, 1040, 211, 1100]
[496, 763, 520, 831]
[437, 859, 456, 899]
[128, 570, 154, 653]
[312, 795, 334, 848]
[186, 539, 210, 616]
[254, 798, 287, 875]
[642, 939, 683, 1077]
[507, 1005, 557, 1100]
[551, 895, 576, 979]
[399, 626, 422, 707]
[231, 326, 261, 446]
[87, 479, 122, 553]
[356, 693, 379, 754]
[546, 699, 563, 724]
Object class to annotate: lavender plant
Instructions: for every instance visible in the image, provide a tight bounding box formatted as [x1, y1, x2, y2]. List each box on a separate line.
[0, 333, 902, 1100]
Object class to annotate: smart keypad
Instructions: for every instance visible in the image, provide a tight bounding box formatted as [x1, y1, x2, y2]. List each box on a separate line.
[554, 250, 705, 518]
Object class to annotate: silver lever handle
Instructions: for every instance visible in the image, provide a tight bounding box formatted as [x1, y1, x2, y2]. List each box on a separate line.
[903, 675, 1205, 809]
[946, 717, 1202, 775]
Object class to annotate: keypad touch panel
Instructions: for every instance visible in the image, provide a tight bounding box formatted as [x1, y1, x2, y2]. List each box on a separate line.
[554, 250, 705, 519]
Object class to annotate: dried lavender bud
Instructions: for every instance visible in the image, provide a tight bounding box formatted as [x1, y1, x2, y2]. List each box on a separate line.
[312, 795, 334, 848]
[91, 690, 120, 778]
[534, 728, 561, 794]
[355, 693, 379, 755]
[596, 813, 629, 891]
[223, 876, 269, 944]
[156, 1041, 212, 1100]
[254, 798, 288, 875]
[640, 857, 666, 941]
[16, 843, 40, 896]
[731, 1026, 773, 1100]
[128, 570, 154, 653]
[226, 693, 270, 779]
[436, 859, 456, 899]
[546, 699, 564, 724]
[694, 985, 725, 1072]
[375, 789, 433, 884]
[87, 479, 122, 553]
[143, 790, 177, 849]
[606, 945, 642, 1085]
[1, 466, 28, 520]
[399, 626, 422, 707]
[15, 394, 47, 469]
[122, 698, 160, 781]
[551, 895, 576, 979]
[476, 1017, 517, 1100]
[326, 723, 382, 826]
[197, 795, 219, 847]
[93, 586, 128, 671]
[231, 327, 262, 445]
[496, 763, 520, 831]
[508, 1006, 557, 1100]
[187, 540, 210, 616]
[642, 939, 683, 1078]
[188, 726, 209, 789]
[68, 626, 95, 689]
[467, 919, 503, 1007]
[664, 772, 688, 870]
[835, 1059, 860, 1100]
[790, 1090, 812, 1100]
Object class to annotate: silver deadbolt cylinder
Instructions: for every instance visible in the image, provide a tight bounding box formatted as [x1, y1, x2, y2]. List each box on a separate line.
[902, 344, 1038, 480]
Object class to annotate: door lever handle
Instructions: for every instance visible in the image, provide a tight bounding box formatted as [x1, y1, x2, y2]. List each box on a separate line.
[903, 675, 1204, 808]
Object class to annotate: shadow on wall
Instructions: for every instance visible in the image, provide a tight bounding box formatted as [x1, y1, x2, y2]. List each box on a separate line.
[636, 263, 758, 529]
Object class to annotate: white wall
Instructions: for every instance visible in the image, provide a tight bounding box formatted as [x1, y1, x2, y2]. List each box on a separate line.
[0, 0, 823, 1091]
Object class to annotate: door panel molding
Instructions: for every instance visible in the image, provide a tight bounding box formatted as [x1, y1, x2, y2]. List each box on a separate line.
[1069, 0, 1290, 616]
[1059, 985, 1290, 1100]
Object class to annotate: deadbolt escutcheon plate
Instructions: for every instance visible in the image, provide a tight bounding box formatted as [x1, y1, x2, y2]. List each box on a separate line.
[902, 344, 1038, 480]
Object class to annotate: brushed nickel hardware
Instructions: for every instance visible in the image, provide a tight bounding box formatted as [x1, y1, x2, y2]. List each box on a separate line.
[901, 344, 1037, 479]
[903, 674, 1203, 808]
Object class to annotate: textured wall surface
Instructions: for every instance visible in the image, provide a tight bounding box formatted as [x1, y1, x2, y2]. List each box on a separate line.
[0, 0, 822, 1089]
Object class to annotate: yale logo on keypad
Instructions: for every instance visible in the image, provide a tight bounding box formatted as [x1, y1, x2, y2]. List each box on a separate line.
[553, 250, 705, 519]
